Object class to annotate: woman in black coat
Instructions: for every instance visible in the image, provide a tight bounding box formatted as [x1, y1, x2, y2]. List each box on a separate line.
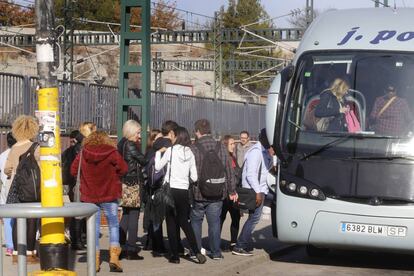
[315, 78, 350, 132]
[117, 120, 147, 260]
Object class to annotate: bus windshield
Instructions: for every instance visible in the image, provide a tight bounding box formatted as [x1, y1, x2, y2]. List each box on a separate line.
[284, 51, 414, 159]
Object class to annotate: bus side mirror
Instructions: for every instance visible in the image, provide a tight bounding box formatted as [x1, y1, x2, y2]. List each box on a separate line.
[266, 74, 282, 144]
[266, 65, 293, 164]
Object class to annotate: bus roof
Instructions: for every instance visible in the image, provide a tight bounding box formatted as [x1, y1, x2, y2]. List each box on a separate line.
[294, 8, 414, 62]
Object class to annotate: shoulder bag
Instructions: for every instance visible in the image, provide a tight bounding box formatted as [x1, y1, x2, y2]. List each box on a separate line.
[73, 151, 82, 203]
[235, 161, 262, 211]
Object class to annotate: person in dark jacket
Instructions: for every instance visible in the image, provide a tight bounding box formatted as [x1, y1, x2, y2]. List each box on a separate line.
[314, 78, 350, 132]
[62, 130, 80, 203]
[71, 131, 128, 273]
[190, 119, 238, 260]
[220, 135, 241, 252]
[143, 121, 178, 256]
[117, 120, 146, 260]
[64, 122, 96, 250]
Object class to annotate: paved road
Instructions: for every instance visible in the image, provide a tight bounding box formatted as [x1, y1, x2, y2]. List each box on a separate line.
[3, 212, 414, 276]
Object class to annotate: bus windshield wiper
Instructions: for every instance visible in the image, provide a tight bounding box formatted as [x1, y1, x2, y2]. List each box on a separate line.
[350, 155, 414, 161]
[301, 133, 355, 160]
[300, 132, 397, 160]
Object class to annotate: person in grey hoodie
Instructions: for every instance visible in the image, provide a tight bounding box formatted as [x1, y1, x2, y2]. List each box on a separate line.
[155, 126, 207, 264]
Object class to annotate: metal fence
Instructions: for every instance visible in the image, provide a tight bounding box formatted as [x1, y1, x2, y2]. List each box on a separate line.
[0, 72, 266, 137]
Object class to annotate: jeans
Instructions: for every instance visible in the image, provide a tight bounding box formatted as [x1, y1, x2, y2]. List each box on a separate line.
[190, 200, 223, 257]
[119, 207, 140, 251]
[95, 201, 120, 250]
[235, 200, 264, 250]
[3, 218, 14, 249]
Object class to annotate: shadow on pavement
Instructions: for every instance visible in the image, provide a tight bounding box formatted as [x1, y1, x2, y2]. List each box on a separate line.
[270, 243, 414, 271]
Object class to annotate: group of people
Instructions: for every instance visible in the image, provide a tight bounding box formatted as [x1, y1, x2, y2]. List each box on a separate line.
[313, 78, 413, 136]
[0, 116, 276, 273]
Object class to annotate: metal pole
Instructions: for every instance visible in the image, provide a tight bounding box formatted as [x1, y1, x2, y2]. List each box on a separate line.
[35, 0, 68, 271]
[0, 218, 3, 276]
[87, 214, 97, 276]
[17, 218, 27, 276]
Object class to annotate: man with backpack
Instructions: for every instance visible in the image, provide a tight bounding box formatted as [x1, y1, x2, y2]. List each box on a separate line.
[190, 119, 237, 260]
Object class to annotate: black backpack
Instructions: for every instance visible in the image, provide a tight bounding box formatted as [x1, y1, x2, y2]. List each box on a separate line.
[14, 143, 41, 202]
[196, 142, 226, 200]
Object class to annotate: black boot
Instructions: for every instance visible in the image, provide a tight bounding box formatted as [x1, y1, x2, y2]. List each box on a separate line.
[70, 218, 85, 250]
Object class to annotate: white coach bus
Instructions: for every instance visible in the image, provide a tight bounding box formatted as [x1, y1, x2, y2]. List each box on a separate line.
[266, 8, 414, 255]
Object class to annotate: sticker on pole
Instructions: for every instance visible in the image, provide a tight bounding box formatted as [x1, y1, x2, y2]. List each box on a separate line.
[44, 179, 58, 188]
[35, 111, 57, 148]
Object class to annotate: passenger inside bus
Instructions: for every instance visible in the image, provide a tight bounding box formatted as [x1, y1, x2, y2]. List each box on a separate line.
[314, 78, 351, 132]
[369, 84, 413, 136]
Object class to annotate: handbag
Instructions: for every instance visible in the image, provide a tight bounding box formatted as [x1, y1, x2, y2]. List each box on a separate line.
[151, 147, 175, 222]
[120, 182, 141, 208]
[235, 161, 262, 211]
[345, 109, 361, 133]
[161, 147, 175, 210]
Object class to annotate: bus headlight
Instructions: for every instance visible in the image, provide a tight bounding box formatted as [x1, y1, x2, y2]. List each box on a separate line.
[288, 182, 297, 192]
[279, 177, 326, 201]
[310, 189, 320, 198]
[299, 186, 308, 195]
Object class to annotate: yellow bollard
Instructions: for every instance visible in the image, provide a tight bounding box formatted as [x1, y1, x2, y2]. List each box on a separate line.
[29, 270, 77, 276]
[32, 87, 71, 272]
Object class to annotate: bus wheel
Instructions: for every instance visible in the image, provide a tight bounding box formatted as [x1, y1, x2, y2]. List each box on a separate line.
[306, 245, 330, 257]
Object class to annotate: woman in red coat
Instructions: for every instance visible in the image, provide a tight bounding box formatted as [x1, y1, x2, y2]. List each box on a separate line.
[71, 131, 128, 273]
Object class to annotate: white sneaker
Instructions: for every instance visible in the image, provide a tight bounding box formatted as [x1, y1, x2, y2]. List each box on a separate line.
[200, 248, 210, 256]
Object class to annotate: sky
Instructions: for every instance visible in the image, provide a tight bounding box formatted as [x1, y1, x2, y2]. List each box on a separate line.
[173, 0, 413, 27]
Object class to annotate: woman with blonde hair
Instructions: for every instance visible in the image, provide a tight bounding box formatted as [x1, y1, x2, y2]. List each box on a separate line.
[4, 115, 40, 264]
[315, 78, 350, 132]
[79, 121, 97, 138]
[117, 120, 147, 260]
[71, 131, 128, 272]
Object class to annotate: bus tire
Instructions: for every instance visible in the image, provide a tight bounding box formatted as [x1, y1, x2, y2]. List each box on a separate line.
[306, 245, 330, 257]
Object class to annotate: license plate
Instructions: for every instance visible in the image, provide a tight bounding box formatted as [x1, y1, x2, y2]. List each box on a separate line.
[340, 222, 407, 237]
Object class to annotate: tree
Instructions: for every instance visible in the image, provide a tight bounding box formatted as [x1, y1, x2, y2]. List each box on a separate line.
[287, 7, 319, 29]
[55, 0, 181, 31]
[151, 0, 181, 30]
[220, 0, 278, 95]
[0, 1, 34, 27]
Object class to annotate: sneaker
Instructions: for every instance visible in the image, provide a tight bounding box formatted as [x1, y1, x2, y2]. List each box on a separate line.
[232, 248, 253, 257]
[195, 253, 206, 264]
[5, 248, 13, 256]
[211, 254, 224, 260]
[200, 248, 207, 256]
[183, 248, 190, 256]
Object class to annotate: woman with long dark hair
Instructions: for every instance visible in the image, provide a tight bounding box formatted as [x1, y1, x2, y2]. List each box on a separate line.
[155, 126, 206, 264]
[220, 135, 241, 251]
